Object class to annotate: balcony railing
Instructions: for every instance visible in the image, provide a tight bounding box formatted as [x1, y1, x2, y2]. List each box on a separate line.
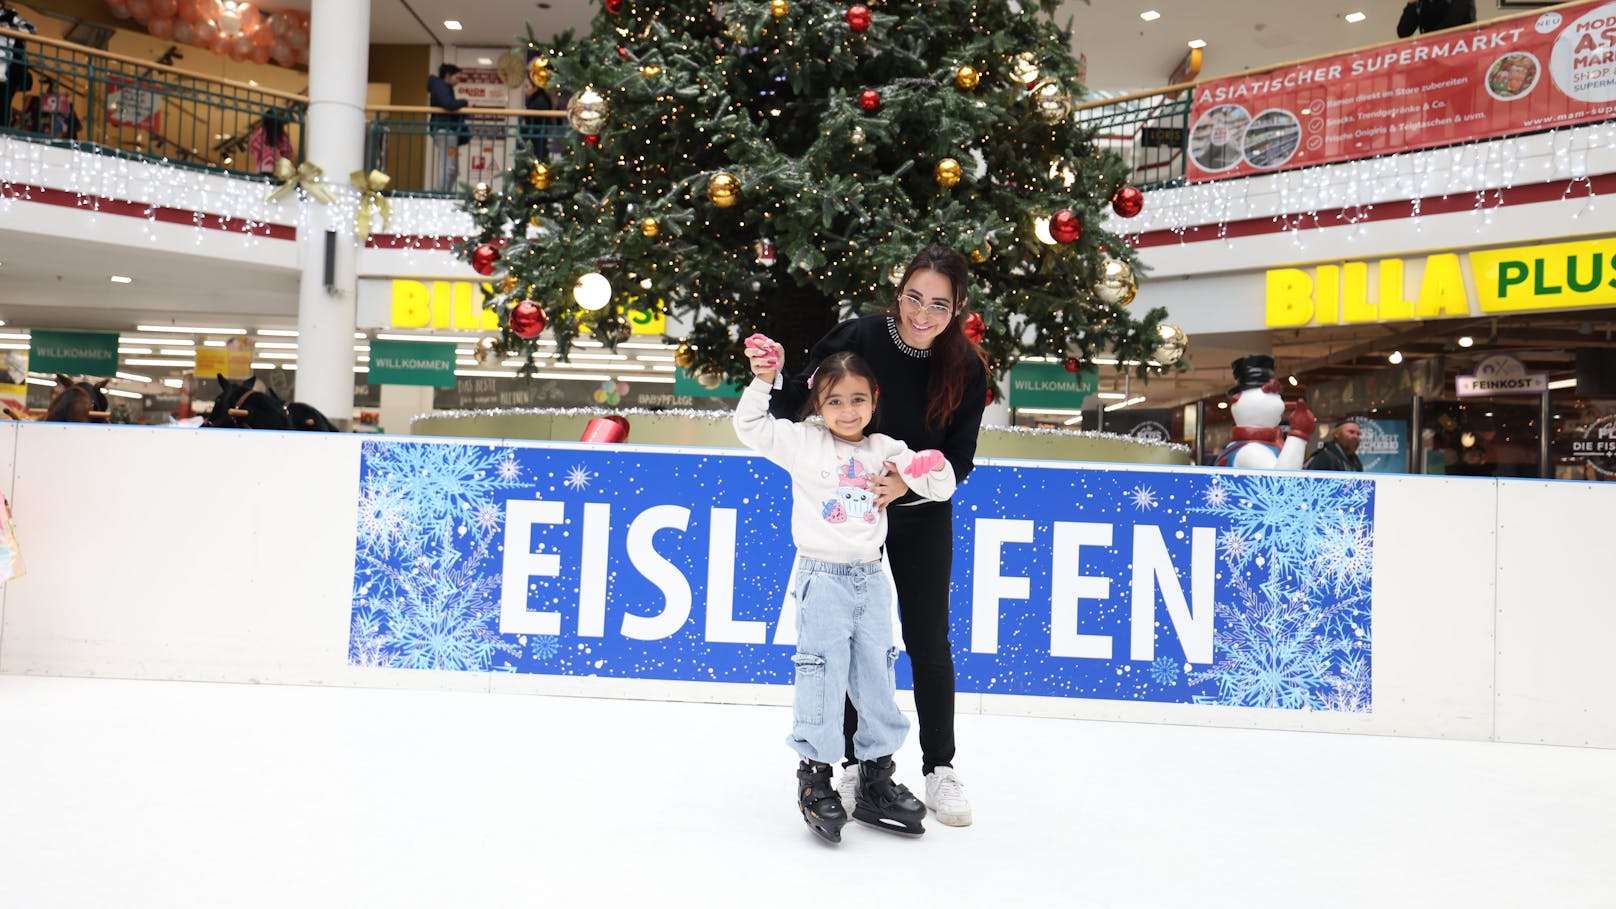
[1076, 85, 1194, 192]
[363, 106, 567, 197]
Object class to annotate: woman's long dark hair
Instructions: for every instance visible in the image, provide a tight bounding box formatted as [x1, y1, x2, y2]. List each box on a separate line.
[889, 244, 989, 430]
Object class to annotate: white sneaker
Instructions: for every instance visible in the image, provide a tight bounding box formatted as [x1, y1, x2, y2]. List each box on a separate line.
[924, 767, 972, 827]
[837, 764, 859, 807]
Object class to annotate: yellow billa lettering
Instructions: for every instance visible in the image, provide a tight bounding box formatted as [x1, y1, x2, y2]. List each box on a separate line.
[1415, 254, 1467, 318]
[431, 281, 453, 328]
[1342, 262, 1375, 322]
[1264, 268, 1314, 327]
[452, 282, 499, 330]
[1472, 239, 1616, 314]
[1376, 259, 1413, 321]
[391, 280, 432, 328]
[1315, 264, 1340, 324]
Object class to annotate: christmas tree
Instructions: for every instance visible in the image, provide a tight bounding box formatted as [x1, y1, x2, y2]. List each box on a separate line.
[459, 0, 1183, 388]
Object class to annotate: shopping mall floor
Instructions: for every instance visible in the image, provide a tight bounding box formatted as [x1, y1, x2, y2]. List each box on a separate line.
[1, 674, 1610, 908]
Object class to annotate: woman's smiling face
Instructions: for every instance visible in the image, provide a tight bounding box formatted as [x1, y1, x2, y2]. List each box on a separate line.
[894, 268, 958, 350]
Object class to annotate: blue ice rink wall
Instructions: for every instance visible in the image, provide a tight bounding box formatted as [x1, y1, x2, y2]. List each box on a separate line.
[348, 439, 1375, 712]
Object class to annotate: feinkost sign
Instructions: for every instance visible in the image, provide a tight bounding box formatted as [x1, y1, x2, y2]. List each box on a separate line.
[1187, 0, 1616, 181]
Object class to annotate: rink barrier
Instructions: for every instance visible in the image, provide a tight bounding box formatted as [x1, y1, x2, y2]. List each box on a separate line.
[0, 422, 1610, 749]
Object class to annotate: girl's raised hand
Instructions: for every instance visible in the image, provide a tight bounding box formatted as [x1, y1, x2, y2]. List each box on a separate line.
[743, 333, 783, 383]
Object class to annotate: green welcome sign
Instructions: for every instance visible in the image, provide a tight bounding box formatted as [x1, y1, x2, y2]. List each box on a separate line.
[366, 339, 458, 388]
[29, 330, 119, 375]
[1009, 362, 1099, 409]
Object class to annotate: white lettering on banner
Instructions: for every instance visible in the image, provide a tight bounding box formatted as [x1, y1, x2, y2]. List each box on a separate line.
[501, 499, 566, 636]
[1050, 522, 1114, 659]
[622, 505, 693, 641]
[579, 502, 611, 636]
[704, 508, 765, 644]
[971, 519, 1036, 653]
[1130, 526, 1216, 664]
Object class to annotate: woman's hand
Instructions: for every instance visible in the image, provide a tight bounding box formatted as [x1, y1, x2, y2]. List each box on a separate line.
[870, 462, 911, 509]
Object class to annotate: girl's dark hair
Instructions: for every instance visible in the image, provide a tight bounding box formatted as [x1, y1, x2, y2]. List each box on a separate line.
[799, 351, 881, 422]
[887, 244, 989, 429]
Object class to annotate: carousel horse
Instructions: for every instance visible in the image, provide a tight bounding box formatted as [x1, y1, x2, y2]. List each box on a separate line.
[39, 375, 111, 423]
[203, 374, 339, 431]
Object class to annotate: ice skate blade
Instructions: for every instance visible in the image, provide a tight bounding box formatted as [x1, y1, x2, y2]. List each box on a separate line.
[801, 810, 844, 844]
[852, 806, 925, 836]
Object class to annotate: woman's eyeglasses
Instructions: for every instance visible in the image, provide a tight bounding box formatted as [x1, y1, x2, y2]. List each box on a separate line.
[899, 292, 953, 316]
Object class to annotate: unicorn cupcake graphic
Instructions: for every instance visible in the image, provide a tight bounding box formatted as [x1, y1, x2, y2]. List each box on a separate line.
[821, 456, 878, 525]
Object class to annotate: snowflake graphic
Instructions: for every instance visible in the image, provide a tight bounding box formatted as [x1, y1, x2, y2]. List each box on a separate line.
[1148, 656, 1180, 686]
[496, 451, 523, 481]
[565, 464, 595, 490]
[472, 499, 504, 536]
[1202, 480, 1230, 508]
[1220, 530, 1252, 565]
[350, 534, 520, 672]
[1128, 485, 1158, 510]
[531, 635, 561, 660]
[1190, 578, 1363, 710]
[1192, 474, 1373, 581]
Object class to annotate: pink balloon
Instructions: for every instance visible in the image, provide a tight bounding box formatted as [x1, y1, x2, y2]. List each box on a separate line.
[148, 16, 175, 37]
[211, 34, 233, 55]
[248, 44, 270, 64]
[270, 41, 293, 65]
[127, 0, 152, 19]
[173, 19, 194, 42]
[286, 29, 307, 52]
[231, 33, 252, 55]
[237, 4, 261, 33]
[177, 0, 201, 24]
[153, 0, 178, 18]
[268, 12, 287, 35]
[193, 19, 217, 44]
[250, 24, 273, 47]
[107, 0, 131, 18]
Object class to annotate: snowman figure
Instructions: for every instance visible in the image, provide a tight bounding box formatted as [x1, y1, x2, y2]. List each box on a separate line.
[1214, 354, 1316, 470]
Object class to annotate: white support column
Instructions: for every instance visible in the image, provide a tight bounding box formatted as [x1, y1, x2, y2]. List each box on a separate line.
[295, 0, 371, 429]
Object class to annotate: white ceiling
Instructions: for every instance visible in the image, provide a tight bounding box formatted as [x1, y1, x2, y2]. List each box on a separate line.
[361, 0, 1527, 93]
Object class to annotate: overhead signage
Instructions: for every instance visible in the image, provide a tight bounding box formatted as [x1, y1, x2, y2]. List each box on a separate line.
[357, 279, 667, 338]
[1009, 362, 1099, 409]
[1188, 0, 1616, 182]
[366, 339, 458, 388]
[1266, 236, 1616, 327]
[29, 329, 118, 376]
[1456, 353, 1549, 397]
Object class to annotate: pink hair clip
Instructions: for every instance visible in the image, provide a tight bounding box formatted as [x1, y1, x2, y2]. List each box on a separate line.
[806, 366, 819, 390]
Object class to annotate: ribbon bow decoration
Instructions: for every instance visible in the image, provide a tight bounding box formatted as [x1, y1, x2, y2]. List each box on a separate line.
[349, 169, 393, 242]
[265, 158, 337, 205]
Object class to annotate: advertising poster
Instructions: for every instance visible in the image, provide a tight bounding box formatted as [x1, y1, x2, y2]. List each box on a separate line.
[1187, 0, 1616, 181]
[105, 77, 163, 131]
[349, 440, 1376, 712]
[0, 348, 27, 419]
[1354, 418, 1408, 473]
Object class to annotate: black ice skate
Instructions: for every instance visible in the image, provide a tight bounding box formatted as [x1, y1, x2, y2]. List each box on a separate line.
[852, 757, 926, 835]
[797, 760, 848, 844]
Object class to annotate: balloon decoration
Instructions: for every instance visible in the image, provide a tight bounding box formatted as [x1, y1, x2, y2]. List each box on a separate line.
[112, 0, 311, 66]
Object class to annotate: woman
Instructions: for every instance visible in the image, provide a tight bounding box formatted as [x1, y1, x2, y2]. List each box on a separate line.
[765, 244, 988, 827]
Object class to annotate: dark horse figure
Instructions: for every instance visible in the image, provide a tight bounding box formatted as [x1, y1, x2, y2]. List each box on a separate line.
[41, 374, 111, 423]
[203, 374, 339, 431]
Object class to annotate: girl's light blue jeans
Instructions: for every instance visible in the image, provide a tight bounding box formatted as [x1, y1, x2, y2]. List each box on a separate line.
[786, 557, 909, 764]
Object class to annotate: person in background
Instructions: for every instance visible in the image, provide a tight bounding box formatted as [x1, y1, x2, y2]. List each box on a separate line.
[520, 61, 554, 157]
[426, 63, 469, 191]
[247, 109, 294, 174]
[1306, 418, 1365, 472]
[0, 0, 37, 131]
[1397, 0, 1476, 38]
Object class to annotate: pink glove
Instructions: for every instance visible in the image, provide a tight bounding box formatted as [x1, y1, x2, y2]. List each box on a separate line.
[904, 449, 946, 478]
[743, 333, 779, 370]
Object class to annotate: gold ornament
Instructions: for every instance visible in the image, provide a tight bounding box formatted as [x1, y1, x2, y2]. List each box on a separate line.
[528, 56, 553, 88]
[1030, 80, 1072, 125]
[640, 64, 662, 77]
[1153, 323, 1188, 365]
[770, 0, 789, 16]
[640, 217, 660, 238]
[707, 171, 742, 208]
[567, 85, 611, 136]
[969, 241, 991, 263]
[850, 125, 866, 147]
[954, 65, 979, 91]
[529, 162, 554, 190]
[475, 337, 499, 365]
[501, 275, 520, 293]
[694, 368, 724, 390]
[472, 181, 492, 202]
[1094, 258, 1137, 306]
[1008, 52, 1040, 88]
[934, 158, 962, 188]
[674, 342, 697, 369]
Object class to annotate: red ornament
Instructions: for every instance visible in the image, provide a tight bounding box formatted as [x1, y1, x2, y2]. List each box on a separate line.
[510, 300, 547, 339]
[1050, 209, 1082, 244]
[845, 4, 871, 31]
[616, 45, 629, 59]
[1112, 185, 1144, 218]
[583, 133, 601, 146]
[580, 415, 630, 443]
[1063, 357, 1080, 373]
[985, 387, 995, 405]
[858, 90, 881, 113]
[962, 311, 985, 344]
[605, 0, 622, 12]
[471, 243, 500, 276]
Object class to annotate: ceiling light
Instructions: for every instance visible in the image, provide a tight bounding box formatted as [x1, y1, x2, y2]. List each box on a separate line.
[1095, 392, 1127, 400]
[1345, 11, 1366, 23]
[1187, 39, 1207, 48]
[1139, 10, 1160, 21]
[1548, 378, 1577, 390]
[1217, 401, 1229, 409]
[137, 325, 248, 335]
[477, 57, 492, 65]
[1457, 336, 1474, 347]
[256, 328, 299, 337]
[110, 275, 133, 284]
[443, 19, 462, 29]
[1388, 350, 1404, 364]
[116, 372, 153, 383]
[1287, 375, 1299, 385]
[1104, 396, 1147, 412]
[375, 332, 483, 343]
[105, 389, 142, 400]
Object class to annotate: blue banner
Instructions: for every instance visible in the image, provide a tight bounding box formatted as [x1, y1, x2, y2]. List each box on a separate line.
[350, 439, 1375, 712]
[1355, 418, 1407, 474]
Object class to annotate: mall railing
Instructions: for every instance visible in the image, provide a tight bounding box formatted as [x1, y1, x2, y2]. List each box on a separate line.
[0, 25, 305, 178]
[364, 107, 567, 197]
[1076, 85, 1194, 191]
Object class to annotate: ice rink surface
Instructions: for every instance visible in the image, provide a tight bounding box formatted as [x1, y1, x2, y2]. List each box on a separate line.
[2, 674, 1612, 908]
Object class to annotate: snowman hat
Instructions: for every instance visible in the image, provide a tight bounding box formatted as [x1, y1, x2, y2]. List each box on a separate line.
[1229, 354, 1277, 396]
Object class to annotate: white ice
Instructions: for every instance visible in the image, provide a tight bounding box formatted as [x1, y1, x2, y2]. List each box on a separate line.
[1, 674, 1612, 908]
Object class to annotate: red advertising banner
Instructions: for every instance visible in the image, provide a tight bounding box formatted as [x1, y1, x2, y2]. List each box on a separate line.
[1186, 0, 1616, 182]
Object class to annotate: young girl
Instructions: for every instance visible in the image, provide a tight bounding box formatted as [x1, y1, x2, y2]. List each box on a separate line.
[735, 336, 955, 844]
